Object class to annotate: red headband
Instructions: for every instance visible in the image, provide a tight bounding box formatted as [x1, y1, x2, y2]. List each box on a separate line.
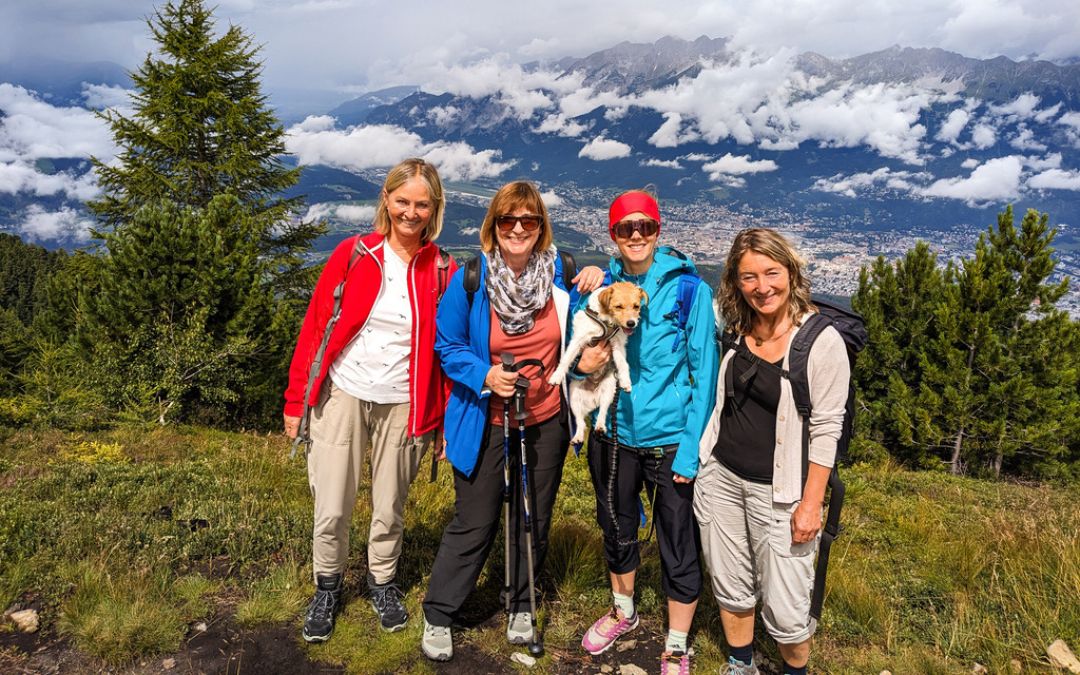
[608, 192, 661, 240]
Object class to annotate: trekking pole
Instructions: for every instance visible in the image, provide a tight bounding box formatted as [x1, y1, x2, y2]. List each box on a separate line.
[500, 352, 515, 617]
[513, 373, 544, 657]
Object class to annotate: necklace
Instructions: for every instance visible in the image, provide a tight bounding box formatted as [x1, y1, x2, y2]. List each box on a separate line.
[750, 322, 792, 347]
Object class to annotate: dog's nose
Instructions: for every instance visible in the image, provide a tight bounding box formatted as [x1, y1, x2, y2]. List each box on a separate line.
[626, 319, 637, 329]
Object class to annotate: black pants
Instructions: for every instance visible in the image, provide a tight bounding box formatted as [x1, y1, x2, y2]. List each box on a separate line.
[423, 412, 569, 626]
[587, 433, 702, 604]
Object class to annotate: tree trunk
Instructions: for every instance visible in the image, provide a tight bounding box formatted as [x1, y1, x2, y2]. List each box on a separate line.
[950, 426, 965, 475]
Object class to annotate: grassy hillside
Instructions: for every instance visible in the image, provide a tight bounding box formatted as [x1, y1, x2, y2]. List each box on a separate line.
[0, 426, 1076, 673]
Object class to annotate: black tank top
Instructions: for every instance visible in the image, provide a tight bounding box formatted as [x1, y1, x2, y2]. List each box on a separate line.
[713, 348, 783, 484]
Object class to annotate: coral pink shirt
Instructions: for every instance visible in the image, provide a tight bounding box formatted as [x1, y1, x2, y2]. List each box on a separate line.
[488, 299, 561, 427]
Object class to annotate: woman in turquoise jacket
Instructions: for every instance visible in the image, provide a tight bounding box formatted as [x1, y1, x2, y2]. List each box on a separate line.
[576, 189, 719, 675]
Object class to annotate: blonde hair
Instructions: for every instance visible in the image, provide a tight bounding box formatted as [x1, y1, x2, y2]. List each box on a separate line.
[478, 181, 553, 254]
[373, 158, 445, 243]
[719, 228, 816, 336]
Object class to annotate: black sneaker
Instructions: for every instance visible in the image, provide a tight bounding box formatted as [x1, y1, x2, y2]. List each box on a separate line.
[302, 573, 342, 642]
[368, 573, 408, 632]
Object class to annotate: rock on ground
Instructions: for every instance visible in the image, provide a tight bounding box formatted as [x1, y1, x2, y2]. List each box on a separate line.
[1047, 639, 1080, 673]
[9, 609, 39, 634]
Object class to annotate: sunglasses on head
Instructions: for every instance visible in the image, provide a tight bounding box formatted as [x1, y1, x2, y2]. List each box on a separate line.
[495, 214, 543, 232]
[612, 218, 659, 239]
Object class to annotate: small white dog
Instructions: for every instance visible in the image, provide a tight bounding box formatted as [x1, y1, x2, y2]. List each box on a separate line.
[548, 282, 647, 445]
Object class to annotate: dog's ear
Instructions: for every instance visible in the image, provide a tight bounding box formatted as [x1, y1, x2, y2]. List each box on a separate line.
[638, 288, 649, 306]
[597, 285, 614, 310]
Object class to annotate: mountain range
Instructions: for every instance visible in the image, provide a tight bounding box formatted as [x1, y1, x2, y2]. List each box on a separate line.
[2, 36, 1080, 267]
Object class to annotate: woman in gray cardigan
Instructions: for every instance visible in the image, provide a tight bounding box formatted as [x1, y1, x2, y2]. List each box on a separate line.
[694, 228, 850, 675]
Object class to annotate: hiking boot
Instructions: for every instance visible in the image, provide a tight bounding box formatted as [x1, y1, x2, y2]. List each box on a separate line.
[581, 606, 639, 655]
[720, 656, 760, 675]
[506, 611, 534, 645]
[660, 649, 691, 675]
[367, 574, 407, 632]
[421, 617, 453, 661]
[302, 573, 342, 642]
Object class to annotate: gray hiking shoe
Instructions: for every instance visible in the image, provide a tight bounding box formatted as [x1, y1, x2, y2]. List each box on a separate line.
[302, 573, 342, 642]
[720, 656, 760, 675]
[506, 611, 534, 645]
[421, 618, 453, 661]
[367, 574, 407, 632]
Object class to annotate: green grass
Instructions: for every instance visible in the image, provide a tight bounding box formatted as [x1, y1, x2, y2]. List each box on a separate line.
[0, 427, 1077, 672]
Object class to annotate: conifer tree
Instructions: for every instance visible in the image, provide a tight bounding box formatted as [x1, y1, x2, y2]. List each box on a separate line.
[78, 0, 319, 425]
[855, 207, 1080, 479]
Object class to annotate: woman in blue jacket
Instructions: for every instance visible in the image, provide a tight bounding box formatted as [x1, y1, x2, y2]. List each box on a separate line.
[576, 189, 719, 675]
[419, 180, 602, 662]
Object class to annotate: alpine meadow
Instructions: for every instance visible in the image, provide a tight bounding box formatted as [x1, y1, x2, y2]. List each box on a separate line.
[0, 1, 1078, 674]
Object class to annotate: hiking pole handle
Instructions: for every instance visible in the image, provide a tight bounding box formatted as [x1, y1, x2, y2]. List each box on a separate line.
[501, 351, 515, 371]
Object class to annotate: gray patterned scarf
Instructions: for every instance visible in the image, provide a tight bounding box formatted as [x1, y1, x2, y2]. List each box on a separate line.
[485, 247, 556, 334]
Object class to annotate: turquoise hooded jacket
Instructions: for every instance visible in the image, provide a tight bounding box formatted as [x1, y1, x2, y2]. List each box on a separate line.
[581, 247, 719, 479]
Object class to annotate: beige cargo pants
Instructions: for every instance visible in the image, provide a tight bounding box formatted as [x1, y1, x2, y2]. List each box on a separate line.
[307, 381, 428, 585]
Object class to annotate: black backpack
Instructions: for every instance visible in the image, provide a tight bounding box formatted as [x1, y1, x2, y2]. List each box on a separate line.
[720, 298, 867, 620]
[461, 250, 577, 308]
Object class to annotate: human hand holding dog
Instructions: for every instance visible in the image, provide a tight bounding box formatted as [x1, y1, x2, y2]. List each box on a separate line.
[575, 341, 612, 374]
[485, 366, 519, 398]
[571, 266, 606, 294]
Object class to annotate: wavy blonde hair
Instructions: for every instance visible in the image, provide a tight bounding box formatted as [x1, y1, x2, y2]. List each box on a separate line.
[478, 181, 553, 254]
[719, 228, 816, 336]
[373, 158, 445, 243]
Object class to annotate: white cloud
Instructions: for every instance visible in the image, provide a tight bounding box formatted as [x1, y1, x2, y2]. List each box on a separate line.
[680, 153, 713, 162]
[1027, 168, 1080, 191]
[285, 119, 514, 181]
[0, 160, 100, 201]
[1024, 152, 1062, 171]
[922, 155, 1024, 205]
[18, 204, 93, 242]
[1009, 126, 1047, 152]
[989, 93, 1041, 120]
[427, 106, 461, 127]
[304, 202, 377, 223]
[420, 142, 515, 181]
[539, 190, 563, 207]
[578, 136, 631, 160]
[641, 158, 684, 169]
[813, 167, 927, 198]
[647, 112, 700, 148]
[961, 158, 980, 169]
[936, 109, 970, 144]
[534, 113, 588, 137]
[970, 123, 997, 149]
[0, 84, 116, 162]
[701, 153, 778, 182]
[81, 83, 132, 111]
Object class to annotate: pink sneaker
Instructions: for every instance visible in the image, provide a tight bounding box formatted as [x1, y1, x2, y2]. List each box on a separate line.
[581, 606, 639, 655]
[660, 649, 690, 675]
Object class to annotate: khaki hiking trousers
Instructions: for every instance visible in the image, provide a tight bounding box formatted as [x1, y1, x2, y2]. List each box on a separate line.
[307, 381, 429, 584]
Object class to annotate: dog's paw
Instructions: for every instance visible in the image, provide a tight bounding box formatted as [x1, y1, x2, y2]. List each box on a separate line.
[570, 432, 584, 446]
[547, 373, 562, 386]
[594, 420, 607, 433]
[619, 381, 632, 393]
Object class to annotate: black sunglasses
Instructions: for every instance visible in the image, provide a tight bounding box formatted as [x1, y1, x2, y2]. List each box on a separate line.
[612, 218, 659, 239]
[495, 214, 543, 232]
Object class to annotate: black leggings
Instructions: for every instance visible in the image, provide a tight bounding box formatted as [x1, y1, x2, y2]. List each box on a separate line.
[587, 433, 701, 604]
[423, 413, 569, 625]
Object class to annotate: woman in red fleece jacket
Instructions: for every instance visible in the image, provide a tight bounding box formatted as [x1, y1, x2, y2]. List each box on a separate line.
[283, 158, 456, 642]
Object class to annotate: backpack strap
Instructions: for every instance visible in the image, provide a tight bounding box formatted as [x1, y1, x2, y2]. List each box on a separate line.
[291, 236, 368, 459]
[786, 313, 832, 418]
[436, 247, 452, 304]
[662, 271, 702, 352]
[463, 256, 482, 310]
[558, 249, 577, 290]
